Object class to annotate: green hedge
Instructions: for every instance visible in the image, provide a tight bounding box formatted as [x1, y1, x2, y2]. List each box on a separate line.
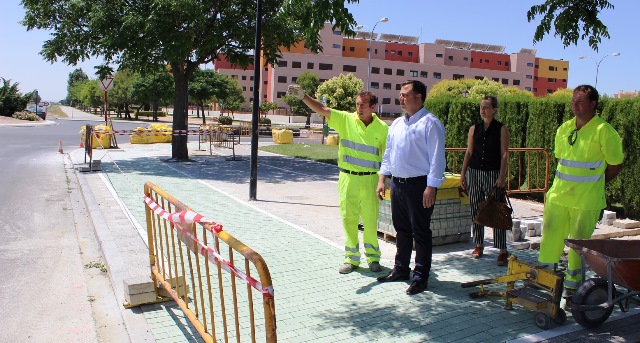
[137, 111, 167, 117]
[427, 95, 640, 218]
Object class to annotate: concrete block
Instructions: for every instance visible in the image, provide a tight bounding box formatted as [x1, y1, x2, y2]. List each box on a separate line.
[529, 241, 540, 250]
[602, 210, 617, 220]
[124, 276, 154, 295]
[126, 292, 158, 306]
[509, 241, 530, 250]
[527, 229, 537, 237]
[613, 219, 640, 229]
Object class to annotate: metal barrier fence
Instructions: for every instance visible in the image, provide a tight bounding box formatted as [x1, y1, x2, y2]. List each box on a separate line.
[445, 147, 551, 195]
[144, 182, 277, 342]
[198, 125, 241, 160]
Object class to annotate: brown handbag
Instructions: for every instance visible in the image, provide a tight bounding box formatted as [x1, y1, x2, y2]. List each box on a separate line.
[473, 186, 513, 230]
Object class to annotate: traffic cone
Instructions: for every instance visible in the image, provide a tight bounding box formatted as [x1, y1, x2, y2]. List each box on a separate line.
[79, 136, 84, 148]
[58, 140, 64, 154]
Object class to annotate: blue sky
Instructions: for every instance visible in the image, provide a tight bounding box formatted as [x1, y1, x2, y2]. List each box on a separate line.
[1, 1, 637, 102]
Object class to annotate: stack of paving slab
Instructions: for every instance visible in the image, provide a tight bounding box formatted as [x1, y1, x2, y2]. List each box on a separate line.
[508, 209, 640, 251]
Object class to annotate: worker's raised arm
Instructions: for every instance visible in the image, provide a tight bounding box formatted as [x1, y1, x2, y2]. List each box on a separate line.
[287, 84, 331, 118]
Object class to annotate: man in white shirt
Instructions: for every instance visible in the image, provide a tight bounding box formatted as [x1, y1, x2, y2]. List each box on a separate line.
[375, 80, 446, 295]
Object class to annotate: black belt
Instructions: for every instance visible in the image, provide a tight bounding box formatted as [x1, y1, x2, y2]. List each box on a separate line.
[339, 168, 377, 176]
[392, 175, 427, 184]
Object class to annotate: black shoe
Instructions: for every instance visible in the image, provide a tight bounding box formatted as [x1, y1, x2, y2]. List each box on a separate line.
[406, 280, 428, 295]
[377, 271, 410, 282]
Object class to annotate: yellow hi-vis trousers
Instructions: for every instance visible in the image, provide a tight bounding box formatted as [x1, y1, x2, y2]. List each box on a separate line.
[538, 203, 601, 290]
[338, 172, 381, 266]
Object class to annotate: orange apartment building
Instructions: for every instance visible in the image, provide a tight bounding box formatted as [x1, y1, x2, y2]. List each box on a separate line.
[215, 23, 569, 115]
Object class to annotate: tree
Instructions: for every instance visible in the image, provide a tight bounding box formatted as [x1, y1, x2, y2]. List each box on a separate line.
[65, 68, 88, 106]
[21, 0, 359, 160]
[316, 73, 363, 112]
[283, 71, 320, 128]
[528, 0, 614, 51]
[189, 69, 217, 123]
[130, 71, 174, 121]
[427, 79, 477, 99]
[110, 69, 138, 119]
[0, 78, 32, 117]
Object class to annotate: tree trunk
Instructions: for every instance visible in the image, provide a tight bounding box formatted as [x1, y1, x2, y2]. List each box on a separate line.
[171, 64, 190, 160]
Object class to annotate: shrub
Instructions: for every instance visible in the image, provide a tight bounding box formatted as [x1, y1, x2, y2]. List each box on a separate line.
[12, 110, 42, 121]
[217, 115, 233, 125]
[259, 117, 271, 125]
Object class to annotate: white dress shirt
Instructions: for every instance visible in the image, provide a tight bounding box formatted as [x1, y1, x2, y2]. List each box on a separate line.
[379, 107, 446, 188]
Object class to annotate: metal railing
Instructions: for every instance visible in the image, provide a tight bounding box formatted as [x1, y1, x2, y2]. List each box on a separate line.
[144, 182, 276, 342]
[445, 147, 551, 195]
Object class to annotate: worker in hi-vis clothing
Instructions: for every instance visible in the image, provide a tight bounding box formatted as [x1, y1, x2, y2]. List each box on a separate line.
[287, 84, 388, 274]
[538, 85, 623, 299]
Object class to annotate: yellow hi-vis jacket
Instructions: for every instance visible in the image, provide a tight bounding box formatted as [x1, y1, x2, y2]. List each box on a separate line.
[328, 110, 388, 172]
[546, 115, 623, 210]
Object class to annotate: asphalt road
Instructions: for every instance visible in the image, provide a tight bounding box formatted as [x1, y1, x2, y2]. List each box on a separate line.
[0, 120, 129, 342]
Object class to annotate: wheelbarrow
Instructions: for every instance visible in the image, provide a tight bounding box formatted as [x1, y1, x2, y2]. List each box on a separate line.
[565, 239, 640, 328]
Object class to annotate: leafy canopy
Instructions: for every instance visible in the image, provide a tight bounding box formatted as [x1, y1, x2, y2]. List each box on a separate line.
[316, 73, 363, 112]
[528, 0, 614, 51]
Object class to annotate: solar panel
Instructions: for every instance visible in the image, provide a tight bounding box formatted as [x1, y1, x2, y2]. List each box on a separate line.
[520, 48, 537, 55]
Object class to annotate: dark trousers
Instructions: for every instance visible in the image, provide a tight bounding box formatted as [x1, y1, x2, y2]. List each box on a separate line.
[390, 177, 435, 282]
[466, 168, 507, 249]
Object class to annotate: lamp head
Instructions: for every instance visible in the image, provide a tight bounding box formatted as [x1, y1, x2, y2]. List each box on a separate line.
[578, 56, 587, 59]
[356, 25, 365, 30]
[379, 17, 389, 23]
[611, 52, 621, 56]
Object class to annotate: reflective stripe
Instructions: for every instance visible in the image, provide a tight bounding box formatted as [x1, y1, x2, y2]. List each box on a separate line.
[566, 268, 581, 277]
[345, 246, 359, 253]
[347, 255, 361, 262]
[343, 155, 380, 169]
[364, 243, 380, 251]
[555, 171, 602, 183]
[341, 139, 379, 156]
[365, 252, 381, 258]
[558, 158, 603, 170]
[564, 279, 581, 289]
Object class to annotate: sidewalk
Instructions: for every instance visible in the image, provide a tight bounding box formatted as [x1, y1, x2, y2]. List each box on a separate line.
[63, 106, 640, 342]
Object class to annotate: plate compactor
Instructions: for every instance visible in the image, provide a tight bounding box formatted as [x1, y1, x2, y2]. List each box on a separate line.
[461, 255, 566, 329]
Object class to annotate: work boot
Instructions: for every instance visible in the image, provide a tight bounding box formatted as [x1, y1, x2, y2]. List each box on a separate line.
[339, 263, 358, 274]
[562, 288, 575, 300]
[369, 261, 382, 272]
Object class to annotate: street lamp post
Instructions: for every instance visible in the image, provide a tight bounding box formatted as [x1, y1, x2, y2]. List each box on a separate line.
[359, 17, 388, 90]
[578, 52, 620, 89]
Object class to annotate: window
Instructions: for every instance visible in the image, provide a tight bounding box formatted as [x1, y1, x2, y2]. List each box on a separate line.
[276, 92, 286, 98]
[562, 79, 567, 83]
[291, 77, 297, 83]
[396, 69, 404, 76]
[491, 78, 499, 82]
[231, 75, 238, 79]
[343, 65, 357, 72]
[535, 64, 539, 69]
[526, 62, 534, 67]
[420, 71, 428, 78]
[463, 57, 469, 61]
[277, 76, 287, 83]
[277, 60, 287, 67]
[448, 56, 453, 61]
[526, 74, 533, 79]
[410, 70, 418, 77]
[471, 58, 474, 62]
[505, 62, 509, 66]
[563, 67, 568, 71]
[534, 76, 539, 81]
[479, 59, 483, 64]
[333, 30, 341, 35]
[263, 94, 267, 98]
[475, 76, 484, 80]
[371, 67, 380, 74]
[371, 82, 380, 89]
[349, 46, 355, 52]
[250, 76, 254, 81]
[250, 87, 253, 91]
[264, 80, 268, 85]
[382, 98, 391, 105]
[307, 62, 314, 69]
[319, 63, 332, 70]
[513, 79, 520, 86]
[320, 79, 327, 82]
[497, 61, 502, 66]
[434, 72, 442, 79]
[249, 98, 253, 102]
[242, 75, 246, 80]
[533, 88, 538, 93]
[547, 89, 554, 94]
[395, 99, 400, 105]
[385, 50, 388, 55]
[396, 84, 402, 90]
[391, 50, 396, 55]
[397, 51, 402, 56]
[408, 52, 413, 57]
[548, 66, 557, 71]
[332, 44, 341, 49]
[242, 86, 246, 91]
[292, 61, 301, 68]
[525, 87, 531, 91]
[485, 59, 489, 63]
[383, 83, 392, 90]
[502, 78, 508, 85]
[548, 78, 556, 82]
[384, 68, 392, 75]
[435, 53, 443, 58]
[342, 46, 345, 51]
[453, 74, 464, 80]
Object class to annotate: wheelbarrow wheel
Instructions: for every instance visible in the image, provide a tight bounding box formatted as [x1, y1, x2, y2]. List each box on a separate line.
[571, 278, 615, 328]
[534, 312, 551, 329]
